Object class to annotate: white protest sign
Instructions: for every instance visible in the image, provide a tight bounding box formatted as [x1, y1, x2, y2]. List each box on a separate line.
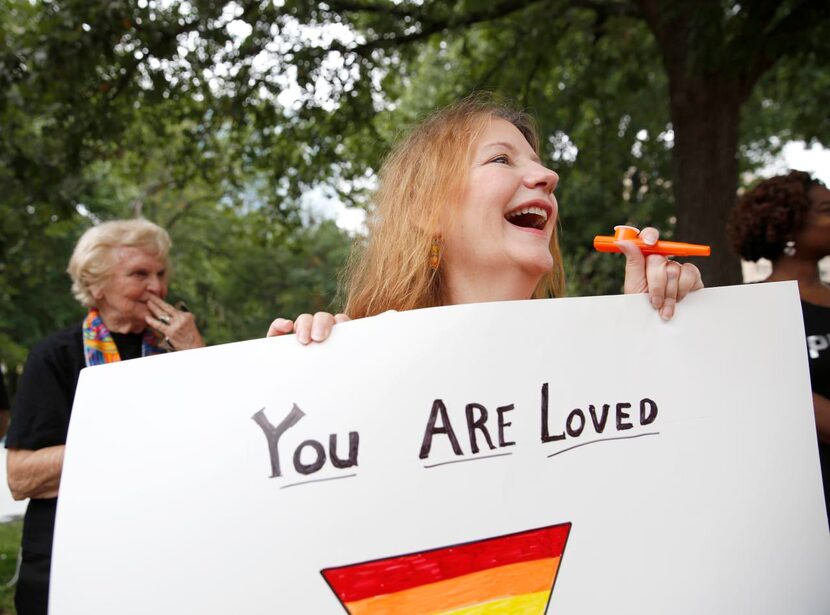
[52, 282, 830, 614]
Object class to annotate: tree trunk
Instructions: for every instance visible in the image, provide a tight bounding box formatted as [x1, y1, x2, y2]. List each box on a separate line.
[636, 0, 753, 287]
[668, 75, 744, 286]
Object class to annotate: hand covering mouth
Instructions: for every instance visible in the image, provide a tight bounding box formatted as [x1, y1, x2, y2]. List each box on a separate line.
[505, 205, 549, 230]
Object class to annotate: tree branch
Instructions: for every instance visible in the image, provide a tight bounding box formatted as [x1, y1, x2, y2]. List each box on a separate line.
[323, 0, 546, 56]
[164, 193, 219, 230]
[752, 0, 830, 60]
[130, 179, 178, 218]
[321, 0, 440, 24]
[741, 0, 830, 95]
[568, 0, 640, 19]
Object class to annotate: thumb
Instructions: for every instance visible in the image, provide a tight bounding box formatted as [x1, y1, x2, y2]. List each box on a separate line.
[267, 318, 294, 338]
[616, 240, 647, 294]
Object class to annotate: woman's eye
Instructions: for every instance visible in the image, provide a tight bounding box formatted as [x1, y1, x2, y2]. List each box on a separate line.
[490, 155, 510, 165]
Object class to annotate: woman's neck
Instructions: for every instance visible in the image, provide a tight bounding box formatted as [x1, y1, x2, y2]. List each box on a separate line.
[769, 257, 830, 306]
[769, 257, 822, 285]
[441, 267, 540, 305]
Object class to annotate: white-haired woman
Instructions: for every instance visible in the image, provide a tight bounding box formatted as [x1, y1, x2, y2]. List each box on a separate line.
[6, 218, 204, 615]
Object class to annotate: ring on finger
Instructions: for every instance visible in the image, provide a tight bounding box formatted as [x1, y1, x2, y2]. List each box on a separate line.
[159, 315, 171, 325]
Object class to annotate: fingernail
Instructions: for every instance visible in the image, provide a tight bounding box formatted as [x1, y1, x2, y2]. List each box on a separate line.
[643, 231, 658, 245]
[661, 304, 674, 320]
[311, 324, 324, 342]
[298, 330, 310, 344]
[651, 295, 662, 309]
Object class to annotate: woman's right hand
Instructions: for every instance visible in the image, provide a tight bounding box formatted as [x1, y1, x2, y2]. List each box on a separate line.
[267, 312, 350, 344]
[616, 227, 703, 320]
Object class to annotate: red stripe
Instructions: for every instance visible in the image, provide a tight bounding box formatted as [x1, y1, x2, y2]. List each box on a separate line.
[321, 522, 570, 602]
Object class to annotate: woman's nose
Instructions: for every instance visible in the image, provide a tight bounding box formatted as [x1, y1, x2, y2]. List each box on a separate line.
[525, 163, 559, 193]
[146, 276, 163, 295]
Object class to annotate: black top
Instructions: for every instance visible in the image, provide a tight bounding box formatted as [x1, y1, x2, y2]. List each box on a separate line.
[801, 300, 830, 523]
[0, 370, 8, 410]
[802, 301, 830, 399]
[111, 331, 143, 363]
[7, 324, 144, 554]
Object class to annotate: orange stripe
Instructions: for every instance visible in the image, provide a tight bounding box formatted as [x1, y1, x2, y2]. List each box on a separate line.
[344, 556, 560, 615]
[85, 340, 114, 350]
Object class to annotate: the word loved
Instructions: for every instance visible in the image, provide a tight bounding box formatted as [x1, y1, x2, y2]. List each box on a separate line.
[540, 383, 658, 443]
[252, 404, 359, 478]
[419, 398, 516, 460]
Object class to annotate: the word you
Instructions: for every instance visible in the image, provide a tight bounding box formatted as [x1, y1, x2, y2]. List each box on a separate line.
[252, 404, 359, 478]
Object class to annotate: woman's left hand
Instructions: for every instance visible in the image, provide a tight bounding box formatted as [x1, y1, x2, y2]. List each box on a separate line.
[146, 296, 206, 350]
[616, 227, 704, 320]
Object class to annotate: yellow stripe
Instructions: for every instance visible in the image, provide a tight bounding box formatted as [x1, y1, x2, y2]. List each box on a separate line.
[441, 590, 551, 614]
[344, 557, 559, 615]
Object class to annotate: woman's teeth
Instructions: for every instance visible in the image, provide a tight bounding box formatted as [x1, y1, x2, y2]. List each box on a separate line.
[505, 206, 548, 229]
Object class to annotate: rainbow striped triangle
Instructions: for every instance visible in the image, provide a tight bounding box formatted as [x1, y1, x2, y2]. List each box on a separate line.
[321, 522, 572, 614]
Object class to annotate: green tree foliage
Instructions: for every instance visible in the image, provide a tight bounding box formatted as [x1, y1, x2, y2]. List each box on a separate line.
[269, 0, 830, 287]
[3, 0, 830, 382]
[0, 0, 353, 382]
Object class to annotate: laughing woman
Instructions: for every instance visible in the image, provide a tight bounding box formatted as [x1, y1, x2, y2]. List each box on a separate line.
[268, 94, 703, 343]
[6, 219, 205, 615]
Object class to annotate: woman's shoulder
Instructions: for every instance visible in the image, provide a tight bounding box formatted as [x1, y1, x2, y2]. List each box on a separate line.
[27, 323, 84, 366]
[799, 283, 830, 310]
[801, 299, 830, 313]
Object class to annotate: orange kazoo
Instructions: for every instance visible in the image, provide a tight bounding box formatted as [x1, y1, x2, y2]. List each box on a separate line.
[593, 225, 711, 257]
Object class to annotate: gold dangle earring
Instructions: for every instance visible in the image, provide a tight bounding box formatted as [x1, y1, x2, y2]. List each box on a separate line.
[429, 237, 442, 270]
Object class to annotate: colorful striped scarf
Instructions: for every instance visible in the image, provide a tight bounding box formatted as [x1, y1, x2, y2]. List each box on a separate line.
[82, 308, 166, 367]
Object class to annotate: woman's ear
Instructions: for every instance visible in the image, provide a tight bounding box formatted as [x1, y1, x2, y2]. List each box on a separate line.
[427, 202, 454, 237]
[89, 282, 104, 301]
[413, 200, 440, 234]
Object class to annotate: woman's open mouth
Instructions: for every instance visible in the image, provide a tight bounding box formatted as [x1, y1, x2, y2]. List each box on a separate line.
[505, 205, 549, 230]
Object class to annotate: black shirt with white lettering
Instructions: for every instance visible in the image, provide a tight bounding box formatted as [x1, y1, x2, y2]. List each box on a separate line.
[802, 300, 830, 524]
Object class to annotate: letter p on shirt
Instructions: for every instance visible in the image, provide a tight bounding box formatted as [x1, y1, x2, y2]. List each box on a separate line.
[807, 334, 830, 359]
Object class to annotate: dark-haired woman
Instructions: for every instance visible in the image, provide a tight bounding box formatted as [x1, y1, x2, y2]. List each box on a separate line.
[728, 170, 830, 525]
